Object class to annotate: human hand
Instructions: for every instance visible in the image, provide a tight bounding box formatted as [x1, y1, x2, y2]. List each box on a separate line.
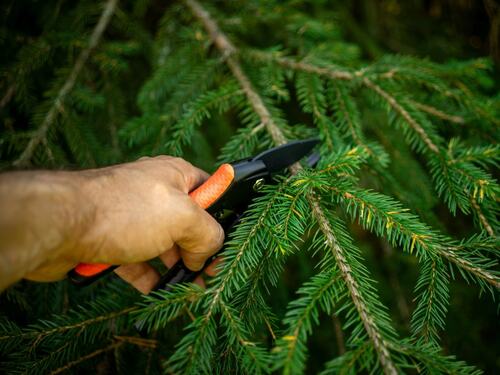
[22, 156, 224, 293]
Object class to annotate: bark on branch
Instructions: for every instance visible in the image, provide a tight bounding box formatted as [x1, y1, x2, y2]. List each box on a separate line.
[14, 0, 119, 167]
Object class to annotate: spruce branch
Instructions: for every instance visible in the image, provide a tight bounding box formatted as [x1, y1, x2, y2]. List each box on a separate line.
[410, 100, 465, 124]
[0, 306, 136, 343]
[249, 50, 355, 81]
[471, 197, 495, 236]
[219, 301, 269, 373]
[322, 183, 499, 289]
[167, 184, 290, 373]
[186, 2, 399, 372]
[410, 257, 450, 346]
[3, 1, 498, 373]
[309, 199, 398, 375]
[273, 271, 344, 375]
[49, 341, 122, 375]
[0, 84, 15, 109]
[134, 283, 206, 332]
[361, 77, 440, 154]
[13, 0, 118, 167]
[440, 246, 500, 289]
[185, 0, 287, 146]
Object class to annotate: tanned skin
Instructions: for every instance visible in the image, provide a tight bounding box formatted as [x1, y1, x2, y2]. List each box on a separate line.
[0, 156, 224, 293]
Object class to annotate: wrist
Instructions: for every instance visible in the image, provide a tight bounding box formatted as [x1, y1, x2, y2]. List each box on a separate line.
[0, 170, 96, 286]
[29, 171, 96, 263]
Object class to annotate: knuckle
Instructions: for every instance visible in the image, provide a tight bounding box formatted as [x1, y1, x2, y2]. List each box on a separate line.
[155, 155, 174, 162]
[209, 225, 225, 250]
[178, 200, 200, 226]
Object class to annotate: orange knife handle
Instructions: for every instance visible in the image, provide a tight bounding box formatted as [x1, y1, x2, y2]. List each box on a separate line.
[68, 263, 117, 286]
[188, 163, 234, 209]
[69, 163, 235, 286]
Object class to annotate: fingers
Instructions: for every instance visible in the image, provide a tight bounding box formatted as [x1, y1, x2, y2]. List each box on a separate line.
[174, 199, 224, 271]
[204, 257, 222, 277]
[114, 263, 160, 294]
[159, 245, 181, 268]
[117, 250, 221, 293]
[161, 157, 211, 193]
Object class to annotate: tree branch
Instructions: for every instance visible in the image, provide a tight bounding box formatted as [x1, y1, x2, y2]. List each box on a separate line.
[470, 197, 495, 236]
[249, 50, 355, 80]
[410, 100, 465, 124]
[13, 0, 118, 167]
[185, 1, 398, 373]
[362, 77, 440, 154]
[49, 341, 122, 375]
[0, 84, 15, 109]
[0, 306, 136, 343]
[309, 197, 397, 375]
[184, 0, 287, 146]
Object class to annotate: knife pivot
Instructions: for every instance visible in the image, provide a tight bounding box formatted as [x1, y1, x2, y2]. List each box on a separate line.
[252, 178, 265, 192]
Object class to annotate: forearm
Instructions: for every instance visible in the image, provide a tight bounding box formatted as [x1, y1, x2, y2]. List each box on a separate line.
[0, 171, 93, 290]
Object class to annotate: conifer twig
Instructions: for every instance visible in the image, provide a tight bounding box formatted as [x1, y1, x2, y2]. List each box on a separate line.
[185, 1, 398, 373]
[49, 341, 122, 375]
[440, 246, 500, 289]
[0, 84, 15, 109]
[309, 198, 397, 375]
[13, 0, 119, 167]
[361, 77, 440, 154]
[410, 101, 465, 124]
[470, 197, 495, 236]
[184, 0, 286, 146]
[250, 50, 355, 80]
[114, 335, 158, 349]
[0, 306, 136, 342]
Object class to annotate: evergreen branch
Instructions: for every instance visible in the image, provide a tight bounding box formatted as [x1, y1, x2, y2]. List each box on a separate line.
[185, 0, 287, 146]
[206, 186, 284, 317]
[219, 301, 269, 374]
[0, 84, 15, 109]
[361, 77, 440, 154]
[449, 143, 500, 168]
[249, 50, 355, 80]
[309, 198, 398, 375]
[166, 314, 218, 374]
[323, 183, 440, 257]
[134, 284, 205, 332]
[165, 81, 243, 156]
[320, 342, 374, 375]
[410, 257, 450, 346]
[167, 184, 288, 373]
[327, 83, 384, 162]
[410, 100, 465, 124]
[471, 197, 495, 236]
[362, 77, 498, 231]
[439, 246, 500, 289]
[391, 340, 482, 374]
[0, 306, 136, 343]
[218, 121, 267, 162]
[187, 3, 399, 372]
[274, 271, 344, 375]
[49, 341, 122, 375]
[322, 183, 499, 289]
[13, 0, 118, 167]
[295, 72, 336, 150]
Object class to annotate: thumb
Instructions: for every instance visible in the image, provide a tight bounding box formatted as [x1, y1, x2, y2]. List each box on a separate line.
[174, 198, 224, 271]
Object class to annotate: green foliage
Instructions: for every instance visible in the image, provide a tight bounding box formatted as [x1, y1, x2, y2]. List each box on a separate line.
[1, 0, 499, 374]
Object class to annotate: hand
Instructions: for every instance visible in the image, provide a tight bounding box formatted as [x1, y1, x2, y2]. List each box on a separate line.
[7, 156, 224, 293]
